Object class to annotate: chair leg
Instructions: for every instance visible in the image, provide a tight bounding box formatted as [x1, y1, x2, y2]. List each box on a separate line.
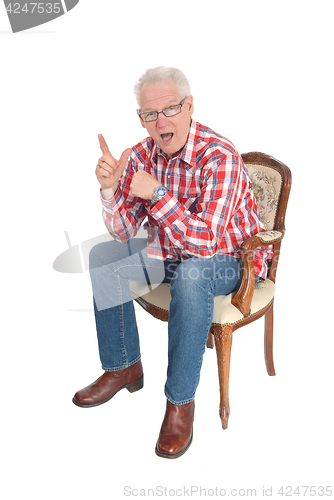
[212, 324, 233, 430]
[264, 301, 276, 376]
[206, 331, 214, 349]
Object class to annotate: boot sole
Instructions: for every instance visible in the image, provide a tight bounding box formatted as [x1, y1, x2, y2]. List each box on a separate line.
[155, 431, 193, 459]
[72, 375, 144, 408]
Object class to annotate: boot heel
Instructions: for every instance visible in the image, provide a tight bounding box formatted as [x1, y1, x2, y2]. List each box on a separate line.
[127, 375, 144, 393]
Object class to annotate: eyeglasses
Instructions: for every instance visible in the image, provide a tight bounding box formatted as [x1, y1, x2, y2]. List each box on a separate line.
[138, 96, 188, 122]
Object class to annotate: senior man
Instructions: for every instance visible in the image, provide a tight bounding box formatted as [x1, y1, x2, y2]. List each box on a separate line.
[73, 66, 269, 458]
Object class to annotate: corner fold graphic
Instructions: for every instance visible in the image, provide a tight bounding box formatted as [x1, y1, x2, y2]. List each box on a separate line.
[3, 0, 80, 33]
[64, 0, 80, 12]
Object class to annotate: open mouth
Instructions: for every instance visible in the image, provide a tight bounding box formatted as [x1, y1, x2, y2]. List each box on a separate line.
[160, 132, 173, 145]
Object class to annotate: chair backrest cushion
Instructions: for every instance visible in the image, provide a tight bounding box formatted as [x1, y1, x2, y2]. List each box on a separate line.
[246, 163, 283, 231]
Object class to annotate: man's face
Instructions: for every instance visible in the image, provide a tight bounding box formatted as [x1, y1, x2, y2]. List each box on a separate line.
[138, 80, 194, 160]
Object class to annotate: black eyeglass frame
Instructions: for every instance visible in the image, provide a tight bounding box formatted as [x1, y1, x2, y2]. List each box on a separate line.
[138, 96, 189, 122]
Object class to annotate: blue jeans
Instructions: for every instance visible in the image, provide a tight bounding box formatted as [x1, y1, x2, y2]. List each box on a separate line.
[89, 239, 256, 405]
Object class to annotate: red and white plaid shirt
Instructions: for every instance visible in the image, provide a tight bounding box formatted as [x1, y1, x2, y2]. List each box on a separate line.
[101, 120, 271, 278]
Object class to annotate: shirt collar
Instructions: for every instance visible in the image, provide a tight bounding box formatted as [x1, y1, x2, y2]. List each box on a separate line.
[151, 119, 198, 169]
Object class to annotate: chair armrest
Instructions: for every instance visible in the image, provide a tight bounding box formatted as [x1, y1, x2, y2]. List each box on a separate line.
[231, 230, 283, 316]
[242, 230, 283, 251]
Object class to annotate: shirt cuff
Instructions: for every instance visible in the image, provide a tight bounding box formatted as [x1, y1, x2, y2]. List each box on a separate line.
[150, 191, 187, 228]
[101, 187, 115, 201]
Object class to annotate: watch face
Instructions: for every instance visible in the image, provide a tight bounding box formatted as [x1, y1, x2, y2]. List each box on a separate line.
[157, 187, 167, 196]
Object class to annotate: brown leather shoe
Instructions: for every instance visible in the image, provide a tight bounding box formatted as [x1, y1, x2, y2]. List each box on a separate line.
[155, 399, 195, 459]
[72, 359, 143, 408]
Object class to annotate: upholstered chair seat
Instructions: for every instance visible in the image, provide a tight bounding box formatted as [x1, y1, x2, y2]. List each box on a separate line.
[131, 275, 276, 327]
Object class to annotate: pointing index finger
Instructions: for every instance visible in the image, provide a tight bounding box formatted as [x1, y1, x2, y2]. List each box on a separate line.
[98, 134, 110, 154]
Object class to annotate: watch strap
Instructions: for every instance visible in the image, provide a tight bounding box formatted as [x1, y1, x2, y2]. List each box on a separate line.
[151, 185, 167, 205]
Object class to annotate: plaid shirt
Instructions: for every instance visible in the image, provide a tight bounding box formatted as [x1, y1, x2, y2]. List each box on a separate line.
[101, 120, 271, 278]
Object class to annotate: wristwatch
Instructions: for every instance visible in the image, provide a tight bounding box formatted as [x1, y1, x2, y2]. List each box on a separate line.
[151, 185, 167, 205]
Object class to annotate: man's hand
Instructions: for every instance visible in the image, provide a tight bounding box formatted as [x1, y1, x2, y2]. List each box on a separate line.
[95, 134, 132, 192]
[130, 170, 161, 200]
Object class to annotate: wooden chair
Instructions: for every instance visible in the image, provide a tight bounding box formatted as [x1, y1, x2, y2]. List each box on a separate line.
[130, 152, 292, 429]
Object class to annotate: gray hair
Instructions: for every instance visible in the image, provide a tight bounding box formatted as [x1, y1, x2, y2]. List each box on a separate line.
[134, 66, 191, 108]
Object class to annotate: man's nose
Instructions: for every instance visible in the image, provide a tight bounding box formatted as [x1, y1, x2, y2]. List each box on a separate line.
[156, 112, 169, 127]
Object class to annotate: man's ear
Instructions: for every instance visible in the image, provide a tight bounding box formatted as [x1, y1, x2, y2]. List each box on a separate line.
[137, 109, 147, 129]
[187, 95, 194, 116]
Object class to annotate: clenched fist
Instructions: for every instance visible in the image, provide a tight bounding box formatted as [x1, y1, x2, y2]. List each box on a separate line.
[130, 170, 161, 200]
[96, 134, 132, 192]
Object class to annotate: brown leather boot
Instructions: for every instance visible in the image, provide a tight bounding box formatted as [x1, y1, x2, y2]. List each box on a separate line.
[72, 359, 143, 408]
[155, 399, 195, 459]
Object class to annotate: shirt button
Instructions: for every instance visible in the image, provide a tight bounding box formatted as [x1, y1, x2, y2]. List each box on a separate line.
[144, 201, 150, 208]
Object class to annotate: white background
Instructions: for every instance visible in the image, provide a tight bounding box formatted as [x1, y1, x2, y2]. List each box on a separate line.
[1, 1, 333, 498]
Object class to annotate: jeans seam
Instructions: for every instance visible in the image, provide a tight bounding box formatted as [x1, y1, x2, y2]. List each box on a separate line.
[102, 355, 141, 372]
[164, 391, 194, 405]
[117, 274, 128, 366]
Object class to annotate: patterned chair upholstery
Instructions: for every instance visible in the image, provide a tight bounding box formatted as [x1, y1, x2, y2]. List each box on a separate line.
[130, 152, 292, 429]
